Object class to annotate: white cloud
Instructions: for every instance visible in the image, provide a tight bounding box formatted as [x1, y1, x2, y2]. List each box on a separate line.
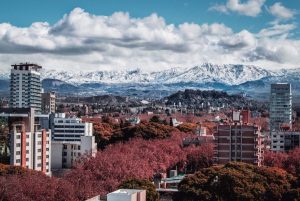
[268, 2, 295, 20]
[0, 7, 299, 72]
[210, 0, 266, 17]
[258, 23, 296, 38]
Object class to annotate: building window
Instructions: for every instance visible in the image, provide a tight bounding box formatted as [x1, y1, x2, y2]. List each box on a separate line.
[26, 150, 29, 154]
[16, 143, 21, 147]
[38, 156, 42, 160]
[16, 135, 21, 139]
[78, 145, 81, 150]
[38, 149, 42, 152]
[16, 159, 21, 163]
[16, 151, 21, 155]
[37, 163, 41, 167]
[26, 135, 30, 138]
[63, 145, 67, 149]
[37, 141, 42, 145]
[26, 142, 29, 146]
[63, 152, 67, 156]
[46, 155, 49, 158]
[26, 158, 29, 161]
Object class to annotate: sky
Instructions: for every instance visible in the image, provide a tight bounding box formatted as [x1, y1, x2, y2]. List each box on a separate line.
[0, 0, 299, 72]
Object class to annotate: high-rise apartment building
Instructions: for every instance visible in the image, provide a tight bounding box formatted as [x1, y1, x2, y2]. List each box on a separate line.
[0, 108, 51, 175]
[42, 92, 56, 114]
[10, 63, 42, 113]
[270, 83, 292, 131]
[270, 83, 293, 152]
[213, 123, 263, 166]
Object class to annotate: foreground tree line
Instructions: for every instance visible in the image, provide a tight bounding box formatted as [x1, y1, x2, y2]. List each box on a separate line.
[0, 132, 213, 201]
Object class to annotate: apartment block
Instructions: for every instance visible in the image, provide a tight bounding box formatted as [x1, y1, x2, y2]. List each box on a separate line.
[51, 135, 97, 169]
[0, 108, 51, 175]
[42, 91, 56, 114]
[52, 113, 93, 141]
[214, 123, 263, 166]
[51, 113, 96, 169]
[10, 63, 42, 113]
[271, 130, 300, 151]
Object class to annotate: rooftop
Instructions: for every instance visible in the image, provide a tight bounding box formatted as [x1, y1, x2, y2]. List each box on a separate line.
[0, 108, 32, 117]
[11, 63, 42, 70]
[108, 189, 145, 196]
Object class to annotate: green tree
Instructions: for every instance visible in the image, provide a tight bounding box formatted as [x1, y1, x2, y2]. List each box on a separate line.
[149, 115, 160, 123]
[174, 162, 295, 201]
[119, 178, 159, 201]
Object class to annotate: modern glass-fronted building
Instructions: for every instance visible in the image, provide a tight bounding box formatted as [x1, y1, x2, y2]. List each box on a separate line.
[270, 83, 292, 131]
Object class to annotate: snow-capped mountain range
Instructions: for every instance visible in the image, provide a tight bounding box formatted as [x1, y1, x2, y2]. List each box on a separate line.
[0, 63, 283, 85]
[1, 63, 300, 99]
[41, 63, 277, 85]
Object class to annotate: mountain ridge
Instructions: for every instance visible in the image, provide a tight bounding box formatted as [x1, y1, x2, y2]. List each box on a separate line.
[0, 63, 287, 85]
[1, 63, 300, 100]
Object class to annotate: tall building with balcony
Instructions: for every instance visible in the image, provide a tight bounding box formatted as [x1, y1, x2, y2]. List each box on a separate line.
[270, 83, 292, 131]
[10, 63, 42, 113]
[213, 123, 263, 166]
[0, 108, 51, 175]
[41, 91, 56, 114]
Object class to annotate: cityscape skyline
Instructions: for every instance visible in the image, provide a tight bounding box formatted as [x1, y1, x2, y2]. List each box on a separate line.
[0, 0, 299, 72]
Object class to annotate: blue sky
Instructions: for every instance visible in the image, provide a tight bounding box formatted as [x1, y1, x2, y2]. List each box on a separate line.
[0, 0, 299, 35]
[0, 0, 299, 71]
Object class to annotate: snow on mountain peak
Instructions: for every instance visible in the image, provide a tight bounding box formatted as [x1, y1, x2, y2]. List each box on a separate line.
[0, 64, 287, 86]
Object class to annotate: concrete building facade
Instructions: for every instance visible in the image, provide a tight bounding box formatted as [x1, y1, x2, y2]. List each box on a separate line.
[107, 189, 146, 201]
[42, 92, 56, 114]
[271, 130, 300, 151]
[51, 113, 96, 169]
[214, 123, 263, 166]
[52, 113, 93, 141]
[0, 108, 51, 175]
[10, 63, 42, 113]
[51, 135, 97, 169]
